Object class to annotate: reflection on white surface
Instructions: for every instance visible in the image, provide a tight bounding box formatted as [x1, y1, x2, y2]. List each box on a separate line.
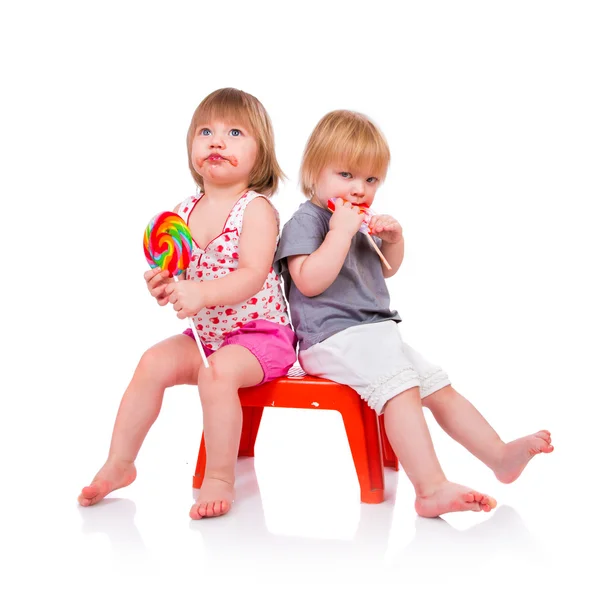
[3, 401, 593, 600]
[68, 458, 556, 597]
[78, 499, 151, 574]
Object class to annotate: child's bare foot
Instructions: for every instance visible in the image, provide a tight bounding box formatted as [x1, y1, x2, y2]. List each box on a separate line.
[78, 460, 137, 507]
[494, 430, 554, 484]
[415, 481, 497, 518]
[189, 477, 234, 520]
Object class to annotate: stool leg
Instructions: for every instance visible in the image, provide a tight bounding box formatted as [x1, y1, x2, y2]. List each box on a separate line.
[339, 402, 385, 504]
[379, 414, 399, 471]
[192, 434, 206, 489]
[238, 406, 264, 457]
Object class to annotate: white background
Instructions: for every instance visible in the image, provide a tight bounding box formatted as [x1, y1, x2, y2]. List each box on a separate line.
[1, 1, 599, 598]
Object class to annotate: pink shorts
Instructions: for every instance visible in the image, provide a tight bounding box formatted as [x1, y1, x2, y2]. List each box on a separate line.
[183, 319, 297, 384]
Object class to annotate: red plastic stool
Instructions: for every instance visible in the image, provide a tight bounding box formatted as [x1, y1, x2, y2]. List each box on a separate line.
[193, 367, 399, 503]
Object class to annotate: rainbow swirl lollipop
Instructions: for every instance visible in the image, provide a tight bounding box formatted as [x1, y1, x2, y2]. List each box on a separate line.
[143, 212, 193, 276]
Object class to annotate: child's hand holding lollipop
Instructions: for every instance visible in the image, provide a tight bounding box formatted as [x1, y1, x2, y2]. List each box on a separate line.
[144, 268, 174, 306]
[164, 279, 206, 319]
[368, 214, 403, 245]
[327, 197, 392, 269]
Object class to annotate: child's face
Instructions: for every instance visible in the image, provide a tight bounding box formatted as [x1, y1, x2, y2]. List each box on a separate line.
[191, 120, 258, 189]
[311, 164, 381, 209]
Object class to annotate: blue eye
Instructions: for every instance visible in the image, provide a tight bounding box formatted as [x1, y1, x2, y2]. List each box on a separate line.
[339, 172, 352, 178]
[199, 128, 211, 136]
[366, 177, 379, 184]
[230, 129, 242, 137]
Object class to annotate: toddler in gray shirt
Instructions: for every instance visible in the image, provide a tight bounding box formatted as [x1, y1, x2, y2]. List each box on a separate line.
[275, 109, 553, 518]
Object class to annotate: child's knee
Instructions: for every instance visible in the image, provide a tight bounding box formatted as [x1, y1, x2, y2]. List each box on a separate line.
[197, 356, 237, 396]
[136, 347, 177, 388]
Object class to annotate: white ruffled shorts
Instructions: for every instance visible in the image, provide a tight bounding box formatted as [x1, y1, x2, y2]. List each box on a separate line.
[299, 321, 451, 415]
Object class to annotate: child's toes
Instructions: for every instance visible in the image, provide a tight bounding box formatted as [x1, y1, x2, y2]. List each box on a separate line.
[189, 498, 232, 519]
[190, 502, 206, 520]
[484, 496, 497, 509]
[467, 501, 482, 512]
[207, 502, 223, 518]
[537, 440, 553, 453]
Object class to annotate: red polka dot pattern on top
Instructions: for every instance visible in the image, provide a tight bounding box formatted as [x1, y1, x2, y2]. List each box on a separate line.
[177, 191, 290, 350]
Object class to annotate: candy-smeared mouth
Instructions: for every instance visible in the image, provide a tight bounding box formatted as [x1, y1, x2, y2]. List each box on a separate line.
[195, 153, 239, 168]
[204, 153, 239, 166]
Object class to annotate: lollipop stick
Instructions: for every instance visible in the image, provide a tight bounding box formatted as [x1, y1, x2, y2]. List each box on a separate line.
[365, 233, 392, 270]
[173, 275, 210, 369]
[187, 318, 210, 369]
[326, 205, 391, 270]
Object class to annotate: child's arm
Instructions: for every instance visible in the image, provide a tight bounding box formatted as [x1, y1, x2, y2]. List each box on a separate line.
[288, 201, 363, 297]
[203, 197, 278, 305]
[287, 230, 351, 297]
[369, 214, 405, 278]
[380, 240, 404, 278]
[165, 198, 278, 316]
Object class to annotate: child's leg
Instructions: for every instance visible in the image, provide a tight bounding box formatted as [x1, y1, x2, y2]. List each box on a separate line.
[422, 386, 553, 483]
[300, 322, 496, 517]
[78, 335, 200, 507]
[383, 387, 497, 518]
[189, 344, 263, 520]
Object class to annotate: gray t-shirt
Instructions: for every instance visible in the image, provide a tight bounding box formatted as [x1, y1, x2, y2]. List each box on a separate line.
[274, 201, 401, 351]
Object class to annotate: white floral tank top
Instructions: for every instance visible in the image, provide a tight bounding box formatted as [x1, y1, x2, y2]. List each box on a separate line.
[177, 190, 290, 350]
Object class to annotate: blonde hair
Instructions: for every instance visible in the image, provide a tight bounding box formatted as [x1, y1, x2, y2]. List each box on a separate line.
[300, 110, 390, 197]
[186, 88, 284, 196]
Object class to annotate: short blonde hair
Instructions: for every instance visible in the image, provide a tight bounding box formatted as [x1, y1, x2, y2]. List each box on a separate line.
[300, 110, 391, 197]
[186, 88, 284, 196]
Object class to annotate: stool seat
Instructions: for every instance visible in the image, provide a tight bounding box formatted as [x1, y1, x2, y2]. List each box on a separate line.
[193, 366, 399, 503]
